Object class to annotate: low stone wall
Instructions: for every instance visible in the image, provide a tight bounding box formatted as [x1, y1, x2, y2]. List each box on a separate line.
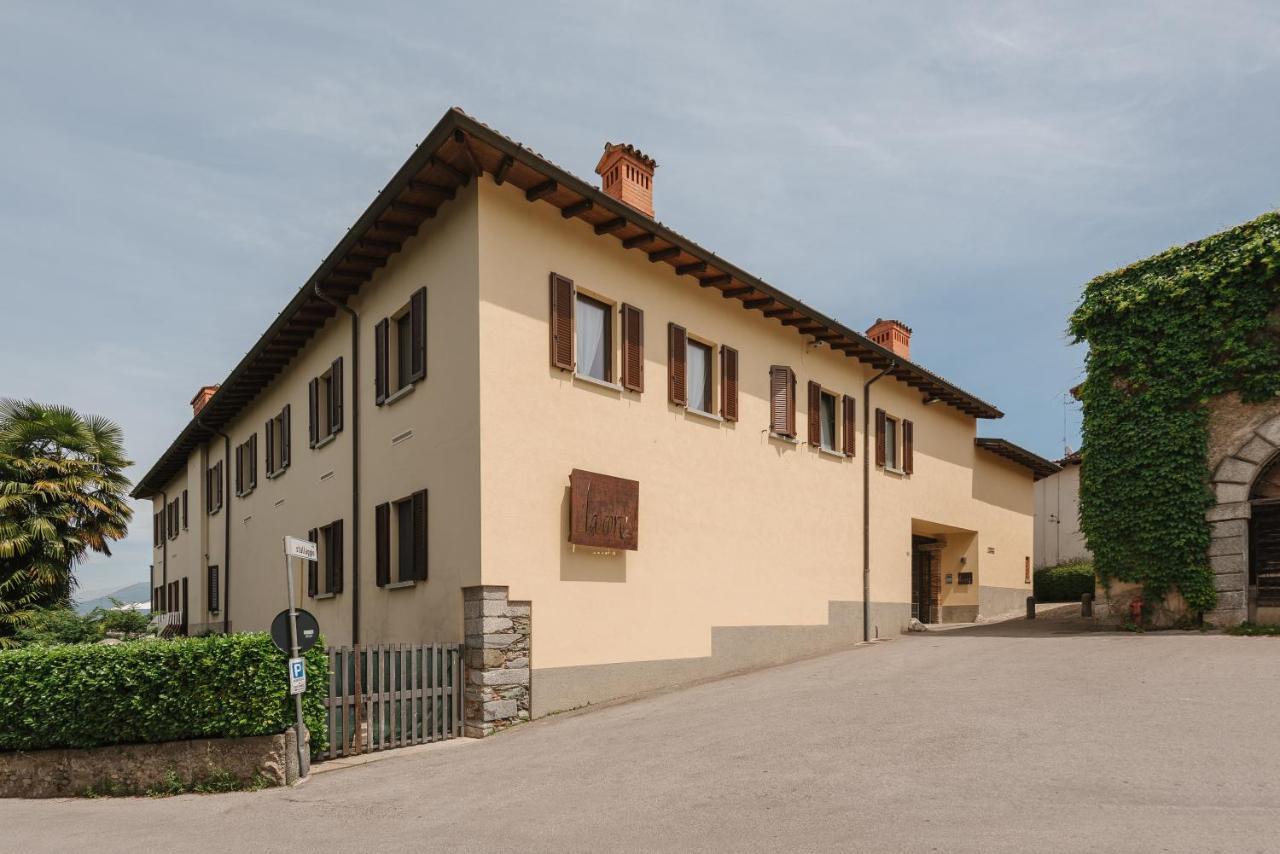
[0, 730, 298, 798]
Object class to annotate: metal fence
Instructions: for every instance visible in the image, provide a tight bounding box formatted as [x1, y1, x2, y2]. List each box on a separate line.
[324, 643, 464, 759]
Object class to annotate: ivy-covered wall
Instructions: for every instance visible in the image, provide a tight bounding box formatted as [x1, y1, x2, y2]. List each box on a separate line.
[1069, 210, 1280, 617]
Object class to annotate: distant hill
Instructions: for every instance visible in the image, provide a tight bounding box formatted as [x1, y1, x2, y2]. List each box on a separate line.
[75, 581, 152, 615]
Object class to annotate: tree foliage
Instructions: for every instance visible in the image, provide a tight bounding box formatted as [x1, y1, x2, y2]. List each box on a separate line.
[1069, 211, 1280, 613]
[0, 400, 133, 645]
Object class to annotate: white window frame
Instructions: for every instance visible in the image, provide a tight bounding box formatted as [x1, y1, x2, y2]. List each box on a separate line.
[884, 414, 901, 472]
[685, 334, 717, 417]
[818, 388, 839, 453]
[573, 288, 618, 388]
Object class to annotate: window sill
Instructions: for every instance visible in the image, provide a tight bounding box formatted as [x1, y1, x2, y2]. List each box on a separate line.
[573, 373, 622, 393]
[769, 432, 799, 444]
[236, 487, 255, 498]
[314, 433, 337, 450]
[266, 466, 289, 480]
[882, 465, 907, 477]
[819, 447, 847, 459]
[384, 580, 417, 590]
[312, 592, 336, 600]
[685, 407, 723, 424]
[384, 383, 415, 406]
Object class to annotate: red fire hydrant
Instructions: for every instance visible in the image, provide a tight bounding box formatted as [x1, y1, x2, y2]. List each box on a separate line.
[1129, 595, 1144, 624]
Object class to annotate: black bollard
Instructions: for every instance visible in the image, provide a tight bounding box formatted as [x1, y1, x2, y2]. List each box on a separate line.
[1081, 592, 1093, 618]
[1026, 595, 1037, 620]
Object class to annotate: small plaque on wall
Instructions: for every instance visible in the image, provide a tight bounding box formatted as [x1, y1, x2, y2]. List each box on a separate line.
[569, 469, 639, 550]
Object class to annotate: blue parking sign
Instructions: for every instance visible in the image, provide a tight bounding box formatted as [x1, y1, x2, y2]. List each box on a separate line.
[288, 657, 307, 695]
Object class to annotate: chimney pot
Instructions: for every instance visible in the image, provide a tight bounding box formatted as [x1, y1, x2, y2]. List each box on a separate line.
[865, 318, 912, 361]
[595, 142, 657, 218]
[190, 384, 220, 416]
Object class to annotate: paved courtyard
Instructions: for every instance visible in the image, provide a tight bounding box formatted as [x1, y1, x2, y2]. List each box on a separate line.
[5, 609, 1279, 853]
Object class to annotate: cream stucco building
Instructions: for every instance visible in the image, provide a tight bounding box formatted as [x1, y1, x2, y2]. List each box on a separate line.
[136, 109, 1057, 734]
[1033, 452, 1091, 568]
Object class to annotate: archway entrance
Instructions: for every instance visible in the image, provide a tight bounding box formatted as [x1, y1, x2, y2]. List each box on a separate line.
[1248, 455, 1280, 619]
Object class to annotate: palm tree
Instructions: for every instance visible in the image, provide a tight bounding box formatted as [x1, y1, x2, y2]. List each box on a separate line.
[0, 400, 133, 645]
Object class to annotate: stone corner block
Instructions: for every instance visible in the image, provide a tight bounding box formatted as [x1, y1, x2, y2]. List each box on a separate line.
[1206, 501, 1251, 523]
[1213, 456, 1256, 485]
[1236, 435, 1277, 465]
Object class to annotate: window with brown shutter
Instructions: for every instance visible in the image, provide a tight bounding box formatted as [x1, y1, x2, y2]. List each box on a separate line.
[249, 434, 257, 490]
[409, 288, 427, 383]
[181, 489, 188, 529]
[281, 404, 291, 468]
[375, 502, 390, 587]
[808, 381, 822, 446]
[842, 395, 856, 456]
[621, 303, 644, 392]
[266, 416, 276, 473]
[374, 318, 389, 404]
[549, 273, 575, 371]
[875, 408, 887, 467]
[215, 461, 223, 510]
[329, 357, 343, 433]
[307, 527, 318, 597]
[234, 444, 243, 495]
[668, 323, 688, 406]
[721, 346, 738, 421]
[207, 564, 219, 613]
[329, 519, 344, 593]
[411, 489, 428, 582]
[308, 377, 319, 446]
[902, 419, 914, 474]
[770, 365, 795, 437]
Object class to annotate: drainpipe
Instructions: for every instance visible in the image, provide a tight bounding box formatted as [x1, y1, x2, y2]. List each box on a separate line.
[196, 413, 233, 634]
[313, 283, 361, 645]
[862, 360, 896, 642]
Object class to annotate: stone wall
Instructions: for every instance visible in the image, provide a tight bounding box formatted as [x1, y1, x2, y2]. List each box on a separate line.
[462, 585, 531, 737]
[0, 731, 298, 798]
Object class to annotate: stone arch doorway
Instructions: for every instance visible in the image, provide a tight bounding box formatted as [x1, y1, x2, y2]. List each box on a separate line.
[1248, 454, 1280, 620]
[1210, 415, 1280, 626]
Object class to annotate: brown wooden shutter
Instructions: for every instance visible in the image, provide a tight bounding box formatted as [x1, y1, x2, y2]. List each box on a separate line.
[842, 395, 856, 456]
[308, 378, 319, 446]
[265, 417, 275, 475]
[411, 489, 428, 581]
[549, 273, 575, 371]
[248, 434, 257, 489]
[769, 366, 789, 436]
[808, 381, 822, 446]
[180, 578, 188, 634]
[668, 323, 687, 406]
[330, 357, 343, 433]
[215, 462, 223, 509]
[409, 287, 427, 382]
[375, 502, 391, 587]
[721, 346, 739, 421]
[902, 419, 914, 474]
[620, 303, 644, 392]
[281, 405, 291, 469]
[875, 408, 887, 467]
[330, 519, 344, 593]
[234, 444, 243, 495]
[182, 489, 188, 529]
[307, 527, 318, 597]
[374, 318, 389, 404]
[207, 565, 218, 613]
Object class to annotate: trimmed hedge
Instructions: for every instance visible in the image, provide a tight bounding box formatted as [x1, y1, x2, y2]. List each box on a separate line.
[0, 633, 327, 754]
[1033, 561, 1096, 603]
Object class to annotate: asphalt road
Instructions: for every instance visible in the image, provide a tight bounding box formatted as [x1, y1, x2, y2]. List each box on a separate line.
[6, 610, 1279, 853]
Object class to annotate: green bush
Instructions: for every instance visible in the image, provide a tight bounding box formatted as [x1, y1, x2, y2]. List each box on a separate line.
[1034, 561, 1096, 603]
[0, 633, 327, 754]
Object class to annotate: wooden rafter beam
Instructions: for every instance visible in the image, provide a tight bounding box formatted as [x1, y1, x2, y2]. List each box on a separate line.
[430, 156, 469, 185]
[648, 246, 680, 263]
[781, 317, 808, 327]
[594, 217, 627, 235]
[562, 199, 593, 219]
[408, 180, 456, 200]
[764, 308, 794, 318]
[373, 221, 418, 237]
[721, 286, 754, 299]
[493, 154, 514, 186]
[526, 180, 557, 201]
[743, 298, 773, 310]
[390, 201, 435, 217]
[699, 274, 731, 288]
[623, 232, 655, 249]
[676, 261, 707, 276]
[356, 238, 399, 253]
[453, 130, 483, 176]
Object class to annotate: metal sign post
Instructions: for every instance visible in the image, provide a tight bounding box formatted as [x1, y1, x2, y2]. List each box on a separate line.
[283, 535, 317, 779]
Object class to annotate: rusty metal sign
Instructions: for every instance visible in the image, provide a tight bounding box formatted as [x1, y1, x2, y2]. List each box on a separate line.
[569, 469, 638, 550]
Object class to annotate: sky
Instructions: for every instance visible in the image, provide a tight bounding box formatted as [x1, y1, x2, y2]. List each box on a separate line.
[3, 0, 1278, 593]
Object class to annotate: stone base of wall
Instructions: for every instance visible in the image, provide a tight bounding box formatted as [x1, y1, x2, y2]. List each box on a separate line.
[463, 586, 531, 738]
[941, 604, 979, 623]
[0, 731, 298, 798]
[531, 600, 909, 718]
[1092, 580, 1195, 628]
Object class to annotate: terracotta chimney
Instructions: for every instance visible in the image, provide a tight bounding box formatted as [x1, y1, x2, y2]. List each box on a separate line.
[866, 319, 912, 361]
[190, 384, 220, 416]
[595, 142, 657, 218]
